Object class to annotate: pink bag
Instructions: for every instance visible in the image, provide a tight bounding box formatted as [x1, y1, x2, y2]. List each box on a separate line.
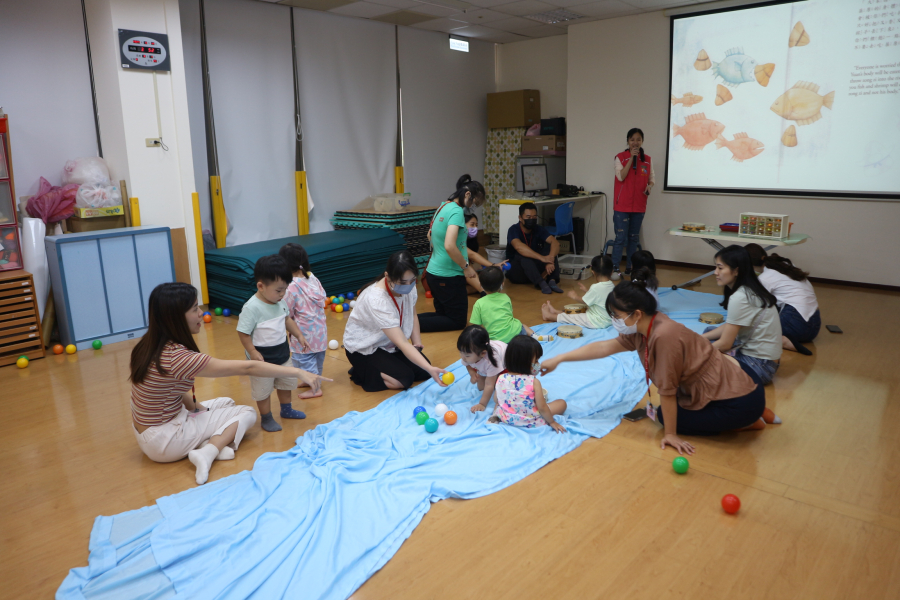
[525, 124, 541, 136]
[26, 177, 78, 224]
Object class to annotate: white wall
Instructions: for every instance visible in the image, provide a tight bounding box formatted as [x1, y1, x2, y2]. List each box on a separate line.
[566, 11, 900, 287]
[497, 36, 568, 119]
[85, 0, 201, 287]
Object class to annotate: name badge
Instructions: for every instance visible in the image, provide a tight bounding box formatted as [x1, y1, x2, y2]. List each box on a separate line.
[639, 165, 648, 176]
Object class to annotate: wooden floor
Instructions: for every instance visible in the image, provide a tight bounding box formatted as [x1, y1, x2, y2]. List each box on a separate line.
[2, 265, 899, 599]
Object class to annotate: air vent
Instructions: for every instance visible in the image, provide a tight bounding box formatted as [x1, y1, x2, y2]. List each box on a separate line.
[524, 9, 584, 24]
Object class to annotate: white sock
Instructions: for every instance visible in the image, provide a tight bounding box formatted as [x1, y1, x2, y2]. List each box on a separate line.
[188, 443, 219, 485]
[216, 446, 235, 460]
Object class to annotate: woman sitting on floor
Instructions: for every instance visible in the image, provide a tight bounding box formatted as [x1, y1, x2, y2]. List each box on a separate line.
[344, 250, 448, 392]
[130, 282, 327, 485]
[745, 243, 820, 355]
[540, 269, 779, 455]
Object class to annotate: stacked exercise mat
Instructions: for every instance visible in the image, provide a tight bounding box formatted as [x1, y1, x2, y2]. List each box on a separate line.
[330, 207, 436, 269]
[205, 229, 407, 312]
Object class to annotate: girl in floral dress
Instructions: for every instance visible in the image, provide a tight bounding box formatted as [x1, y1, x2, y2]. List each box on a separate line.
[489, 335, 567, 433]
[280, 243, 328, 399]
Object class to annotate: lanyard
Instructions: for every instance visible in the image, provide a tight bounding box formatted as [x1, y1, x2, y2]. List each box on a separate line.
[642, 314, 657, 397]
[388, 285, 403, 329]
[519, 224, 533, 248]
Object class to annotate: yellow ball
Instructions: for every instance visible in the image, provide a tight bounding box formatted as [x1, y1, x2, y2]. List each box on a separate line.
[441, 372, 455, 385]
[335, 305, 344, 313]
[65, 344, 77, 354]
[16, 357, 29, 369]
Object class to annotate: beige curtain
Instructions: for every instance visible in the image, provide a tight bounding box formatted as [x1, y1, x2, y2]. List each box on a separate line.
[482, 127, 525, 234]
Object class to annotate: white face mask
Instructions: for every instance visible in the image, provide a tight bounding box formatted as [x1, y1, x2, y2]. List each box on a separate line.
[612, 312, 638, 335]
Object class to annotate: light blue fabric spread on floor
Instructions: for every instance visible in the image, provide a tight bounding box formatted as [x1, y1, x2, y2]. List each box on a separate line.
[58, 290, 724, 600]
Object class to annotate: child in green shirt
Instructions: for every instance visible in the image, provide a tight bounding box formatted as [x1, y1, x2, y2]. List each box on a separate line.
[469, 267, 534, 343]
[541, 255, 615, 329]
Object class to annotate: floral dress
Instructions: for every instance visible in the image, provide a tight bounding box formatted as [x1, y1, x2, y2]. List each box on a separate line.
[492, 373, 547, 428]
[284, 273, 327, 354]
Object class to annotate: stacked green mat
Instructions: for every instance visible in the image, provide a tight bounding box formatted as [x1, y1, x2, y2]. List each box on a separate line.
[330, 208, 436, 260]
[205, 229, 407, 312]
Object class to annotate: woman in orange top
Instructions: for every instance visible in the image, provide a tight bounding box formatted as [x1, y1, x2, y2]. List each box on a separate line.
[540, 269, 778, 455]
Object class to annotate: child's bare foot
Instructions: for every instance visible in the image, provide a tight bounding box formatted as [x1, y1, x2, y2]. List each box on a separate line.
[296, 382, 310, 389]
[298, 389, 323, 399]
[541, 301, 560, 322]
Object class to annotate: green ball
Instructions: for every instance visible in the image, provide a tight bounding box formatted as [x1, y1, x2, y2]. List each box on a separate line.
[672, 456, 689, 474]
[214, 307, 223, 316]
[92, 340, 102, 350]
[19, 355, 28, 361]
[424, 418, 439, 433]
[415, 411, 429, 425]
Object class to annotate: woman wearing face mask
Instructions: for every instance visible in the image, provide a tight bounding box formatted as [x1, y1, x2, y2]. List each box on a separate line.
[344, 251, 449, 392]
[540, 268, 778, 455]
[612, 128, 655, 280]
[419, 175, 487, 332]
[462, 210, 507, 296]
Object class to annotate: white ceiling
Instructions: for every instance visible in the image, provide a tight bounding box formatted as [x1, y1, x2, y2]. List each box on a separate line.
[259, 0, 715, 44]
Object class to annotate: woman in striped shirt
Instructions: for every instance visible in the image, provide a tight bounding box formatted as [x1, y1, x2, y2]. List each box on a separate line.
[131, 283, 328, 485]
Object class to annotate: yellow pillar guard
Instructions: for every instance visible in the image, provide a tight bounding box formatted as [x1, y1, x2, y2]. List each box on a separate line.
[394, 166, 404, 194]
[191, 192, 209, 305]
[210, 175, 227, 248]
[129, 197, 141, 226]
[296, 171, 309, 236]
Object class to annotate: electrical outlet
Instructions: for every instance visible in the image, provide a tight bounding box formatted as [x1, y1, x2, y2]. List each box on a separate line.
[146, 138, 161, 147]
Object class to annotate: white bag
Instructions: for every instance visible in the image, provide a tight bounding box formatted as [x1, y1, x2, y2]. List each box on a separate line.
[63, 157, 111, 186]
[75, 183, 122, 208]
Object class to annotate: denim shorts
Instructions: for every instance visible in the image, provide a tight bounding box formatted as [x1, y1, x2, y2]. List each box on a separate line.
[291, 351, 326, 375]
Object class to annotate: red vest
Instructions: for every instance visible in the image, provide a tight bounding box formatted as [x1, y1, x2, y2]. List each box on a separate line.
[613, 150, 651, 213]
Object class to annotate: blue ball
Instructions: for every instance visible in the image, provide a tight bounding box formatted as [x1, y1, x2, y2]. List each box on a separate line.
[342, 303, 349, 311]
[413, 406, 426, 418]
[203, 311, 211, 317]
[347, 292, 355, 300]
[501, 262, 511, 272]
[222, 308, 231, 317]
[424, 418, 439, 433]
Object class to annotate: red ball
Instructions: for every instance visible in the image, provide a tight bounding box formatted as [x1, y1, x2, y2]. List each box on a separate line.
[721, 494, 741, 514]
[52, 344, 65, 355]
[425, 291, 432, 299]
[203, 314, 212, 323]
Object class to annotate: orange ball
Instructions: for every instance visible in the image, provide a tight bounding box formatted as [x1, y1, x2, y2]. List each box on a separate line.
[53, 344, 65, 355]
[444, 410, 457, 425]
[203, 314, 212, 323]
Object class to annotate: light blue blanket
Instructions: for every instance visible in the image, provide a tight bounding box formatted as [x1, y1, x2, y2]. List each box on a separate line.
[58, 289, 723, 600]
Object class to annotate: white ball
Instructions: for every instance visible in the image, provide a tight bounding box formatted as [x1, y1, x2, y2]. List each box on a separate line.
[434, 403, 449, 418]
[349, 300, 357, 308]
[328, 339, 339, 350]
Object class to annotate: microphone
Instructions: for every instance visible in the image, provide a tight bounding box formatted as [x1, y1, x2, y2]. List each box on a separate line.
[633, 150, 637, 171]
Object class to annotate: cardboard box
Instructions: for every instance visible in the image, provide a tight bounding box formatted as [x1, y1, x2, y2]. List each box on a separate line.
[522, 135, 566, 155]
[66, 214, 127, 233]
[487, 90, 541, 129]
[73, 205, 125, 218]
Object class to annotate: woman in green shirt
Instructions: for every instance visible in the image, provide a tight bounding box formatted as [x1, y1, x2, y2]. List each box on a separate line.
[419, 175, 491, 332]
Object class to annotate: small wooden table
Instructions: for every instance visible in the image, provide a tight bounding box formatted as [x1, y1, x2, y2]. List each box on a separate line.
[666, 227, 811, 290]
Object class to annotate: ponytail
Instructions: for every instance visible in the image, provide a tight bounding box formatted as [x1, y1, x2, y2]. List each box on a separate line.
[448, 174, 485, 206]
[457, 325, 497, 368]
[745, 243, 808, 282]
[606, 267, 658, 316]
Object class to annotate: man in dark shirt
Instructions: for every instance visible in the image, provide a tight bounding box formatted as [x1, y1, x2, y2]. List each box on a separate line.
[505, 203, 562, 294]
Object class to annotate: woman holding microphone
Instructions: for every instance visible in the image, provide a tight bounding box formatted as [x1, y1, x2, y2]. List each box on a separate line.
[612, 128, 655, 280]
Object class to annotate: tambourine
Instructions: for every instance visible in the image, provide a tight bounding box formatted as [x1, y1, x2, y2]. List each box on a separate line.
[699, 312, 724, 324]
[563, 303, 588, 314]
[557, 324, 584, 339]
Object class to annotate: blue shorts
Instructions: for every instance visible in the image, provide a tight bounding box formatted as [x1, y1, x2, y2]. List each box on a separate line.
[291, 351, 326, 375]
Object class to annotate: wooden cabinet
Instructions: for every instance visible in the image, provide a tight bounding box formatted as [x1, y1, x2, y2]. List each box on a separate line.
[0, 115, 23, 272]
[0, 270, 44, 367]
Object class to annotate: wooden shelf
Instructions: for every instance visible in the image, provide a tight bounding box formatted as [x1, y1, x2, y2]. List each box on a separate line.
[0, 270, 44, 367]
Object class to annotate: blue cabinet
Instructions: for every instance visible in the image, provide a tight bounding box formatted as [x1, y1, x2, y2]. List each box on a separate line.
[46, 227, 175, 350]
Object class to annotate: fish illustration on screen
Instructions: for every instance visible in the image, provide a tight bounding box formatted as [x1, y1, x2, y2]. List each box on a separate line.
[770, 81, 835, 126]
[695, 47, 775, 87]
[673, 113, 726, 151]
[715, 132, 764, 162]
[671, 92, 704, 108]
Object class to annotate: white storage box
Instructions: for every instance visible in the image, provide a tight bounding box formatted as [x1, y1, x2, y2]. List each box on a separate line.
[739, 212, 789, 239]
[558, 254, 592, 280]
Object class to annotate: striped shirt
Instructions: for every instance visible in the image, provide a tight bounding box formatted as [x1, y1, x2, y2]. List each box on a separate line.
[131, 343, 211, 427]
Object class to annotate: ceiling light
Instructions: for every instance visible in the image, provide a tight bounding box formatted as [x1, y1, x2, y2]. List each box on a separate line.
[525, 9, 584, 24]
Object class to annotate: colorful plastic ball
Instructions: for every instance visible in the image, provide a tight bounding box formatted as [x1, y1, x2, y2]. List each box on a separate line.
[16, 357, 29, 369]
[53, 344, 64, 355]
[415, 411, 430, 425]
[335, 305, 344, 313]
[672, 457, 689, 474]
[203, 311, 211, 317]
[65, 344, 77, 354]
[444, 411, 457, 425]
[441, 372, 455, 385]
[413, 406, 426, 417]
[222, 308, 231, 317]
[328, 339, 339, 350]
[342, 303, 349, 311]
[424, 418, 439, 433]
[203, 314, 212, 323]
[347, 292, 355, 300]
[92, 340, 103, 350]
[501, 262, 511, 272]
[214, 307, 223, 316]
[19, 355, 28, 360]
[332, 297, 341, 305]
[350, 300, 357, 308]
[425, 291, 432, 299]
[722, 494, 741, 514]
[434, 403, 449, 418]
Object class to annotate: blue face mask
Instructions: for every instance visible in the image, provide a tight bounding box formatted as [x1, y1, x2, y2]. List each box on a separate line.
[392, 282, 415, 295]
